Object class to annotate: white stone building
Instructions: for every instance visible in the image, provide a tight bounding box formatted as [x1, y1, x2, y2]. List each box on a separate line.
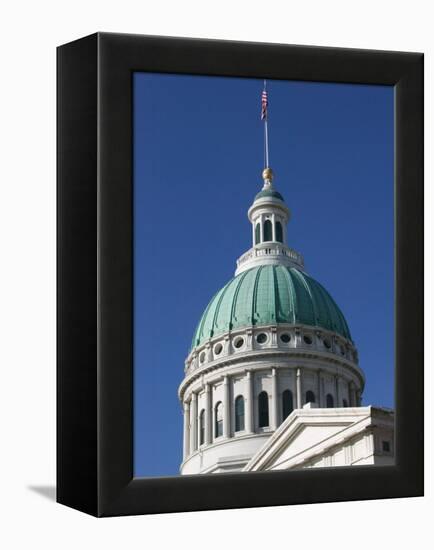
[178, 167, 394, 475]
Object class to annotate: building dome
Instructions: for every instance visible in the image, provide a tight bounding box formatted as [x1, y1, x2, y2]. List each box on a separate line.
[180, 152, 363, 475]
[191, 265, 352, 350]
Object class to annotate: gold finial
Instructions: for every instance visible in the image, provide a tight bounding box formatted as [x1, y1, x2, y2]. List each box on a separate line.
[262, 167, 274, 182]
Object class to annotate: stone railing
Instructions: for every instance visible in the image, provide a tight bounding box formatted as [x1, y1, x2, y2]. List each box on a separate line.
[236, 245, 304, 270]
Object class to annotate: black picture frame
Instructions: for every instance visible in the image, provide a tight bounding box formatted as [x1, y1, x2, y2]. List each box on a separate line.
[57, 32, 423, 517]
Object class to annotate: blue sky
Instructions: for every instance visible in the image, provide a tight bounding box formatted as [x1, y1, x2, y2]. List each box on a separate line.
[133, 73, 394, 477]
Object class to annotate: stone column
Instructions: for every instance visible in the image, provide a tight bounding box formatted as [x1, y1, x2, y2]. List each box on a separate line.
[260, 215, 264, 243]
[296, 368, 302, 409]
[356, 390, 362, 406]
[270, 326, 278, 348]
[317, 369, 322, 407]
[335, 375, 340, 407]
[245, 370, 254, 433]
[271, 368, 279, 429]
[246, 329, 253, 351]
[332, 337, 338, 354]
[205, 383, 211, 445]
[205, 343, 212, 362]
[295, 329, 301, 348]
[321, 376, 325, 407]
[349, 382, 356, 407]
[223, 375, 230, 438]
[190, 392, 197, 453]
[272, 213, 276, 241]
[224, 335, 231, 356]
[183, 400, 190, 459]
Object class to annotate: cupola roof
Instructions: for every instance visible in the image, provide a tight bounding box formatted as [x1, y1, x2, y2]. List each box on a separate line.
[254, 189, 285, 201]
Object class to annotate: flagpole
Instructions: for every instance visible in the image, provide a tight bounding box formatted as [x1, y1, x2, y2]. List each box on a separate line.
[261, 81, 273, 185]
[264, 117, 269, 168]
[263, 80, 269, 169]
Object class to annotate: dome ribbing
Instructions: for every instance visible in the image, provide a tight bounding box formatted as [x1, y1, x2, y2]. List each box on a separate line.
[191, 265, 352, 350]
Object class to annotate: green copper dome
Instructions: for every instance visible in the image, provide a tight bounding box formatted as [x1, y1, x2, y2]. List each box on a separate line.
[191, 265, 351, 350]
[254, 189, 285, 201]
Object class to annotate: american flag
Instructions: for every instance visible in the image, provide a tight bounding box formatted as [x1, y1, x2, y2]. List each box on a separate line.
[261, 89, 268, 120]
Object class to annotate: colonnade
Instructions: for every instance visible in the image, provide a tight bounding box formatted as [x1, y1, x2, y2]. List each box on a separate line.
[252, 213, 287, 245]
[182, 367, 362, 460]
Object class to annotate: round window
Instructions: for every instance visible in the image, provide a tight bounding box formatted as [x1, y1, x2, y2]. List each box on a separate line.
[303, 335, 313, 345]
[256, 333, 267, 344]
[234, 337, 244, 349]
[214, 343, 223, 355]
[280, 333, 291, 343]
[199, 352, 206, 363]
[323, 339, 331, 349]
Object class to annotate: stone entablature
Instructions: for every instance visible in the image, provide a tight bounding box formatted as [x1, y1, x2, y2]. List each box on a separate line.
[180, 354, 363, 403]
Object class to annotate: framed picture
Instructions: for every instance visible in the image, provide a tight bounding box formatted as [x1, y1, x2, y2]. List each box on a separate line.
[57, 32, 423, 517]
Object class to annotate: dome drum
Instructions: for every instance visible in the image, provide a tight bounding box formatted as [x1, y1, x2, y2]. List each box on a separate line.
[185, 323, 359, 375]
[180, 324, 363, 407]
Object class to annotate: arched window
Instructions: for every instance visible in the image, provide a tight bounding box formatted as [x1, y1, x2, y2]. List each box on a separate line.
[343, 399, 348, 408]
[326, 394, 334, 408]
[235, 395, 245, 432]
[305, 390, 316, 404]
[258, 391, 269, 427]
[275, 221, 283, 243]
[263, 219, 272, 242]
[282, 389, 293, 420]
[215, 402, 223, 438]
[255, 223, 261, 245]
[199, 409, 205, 445]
